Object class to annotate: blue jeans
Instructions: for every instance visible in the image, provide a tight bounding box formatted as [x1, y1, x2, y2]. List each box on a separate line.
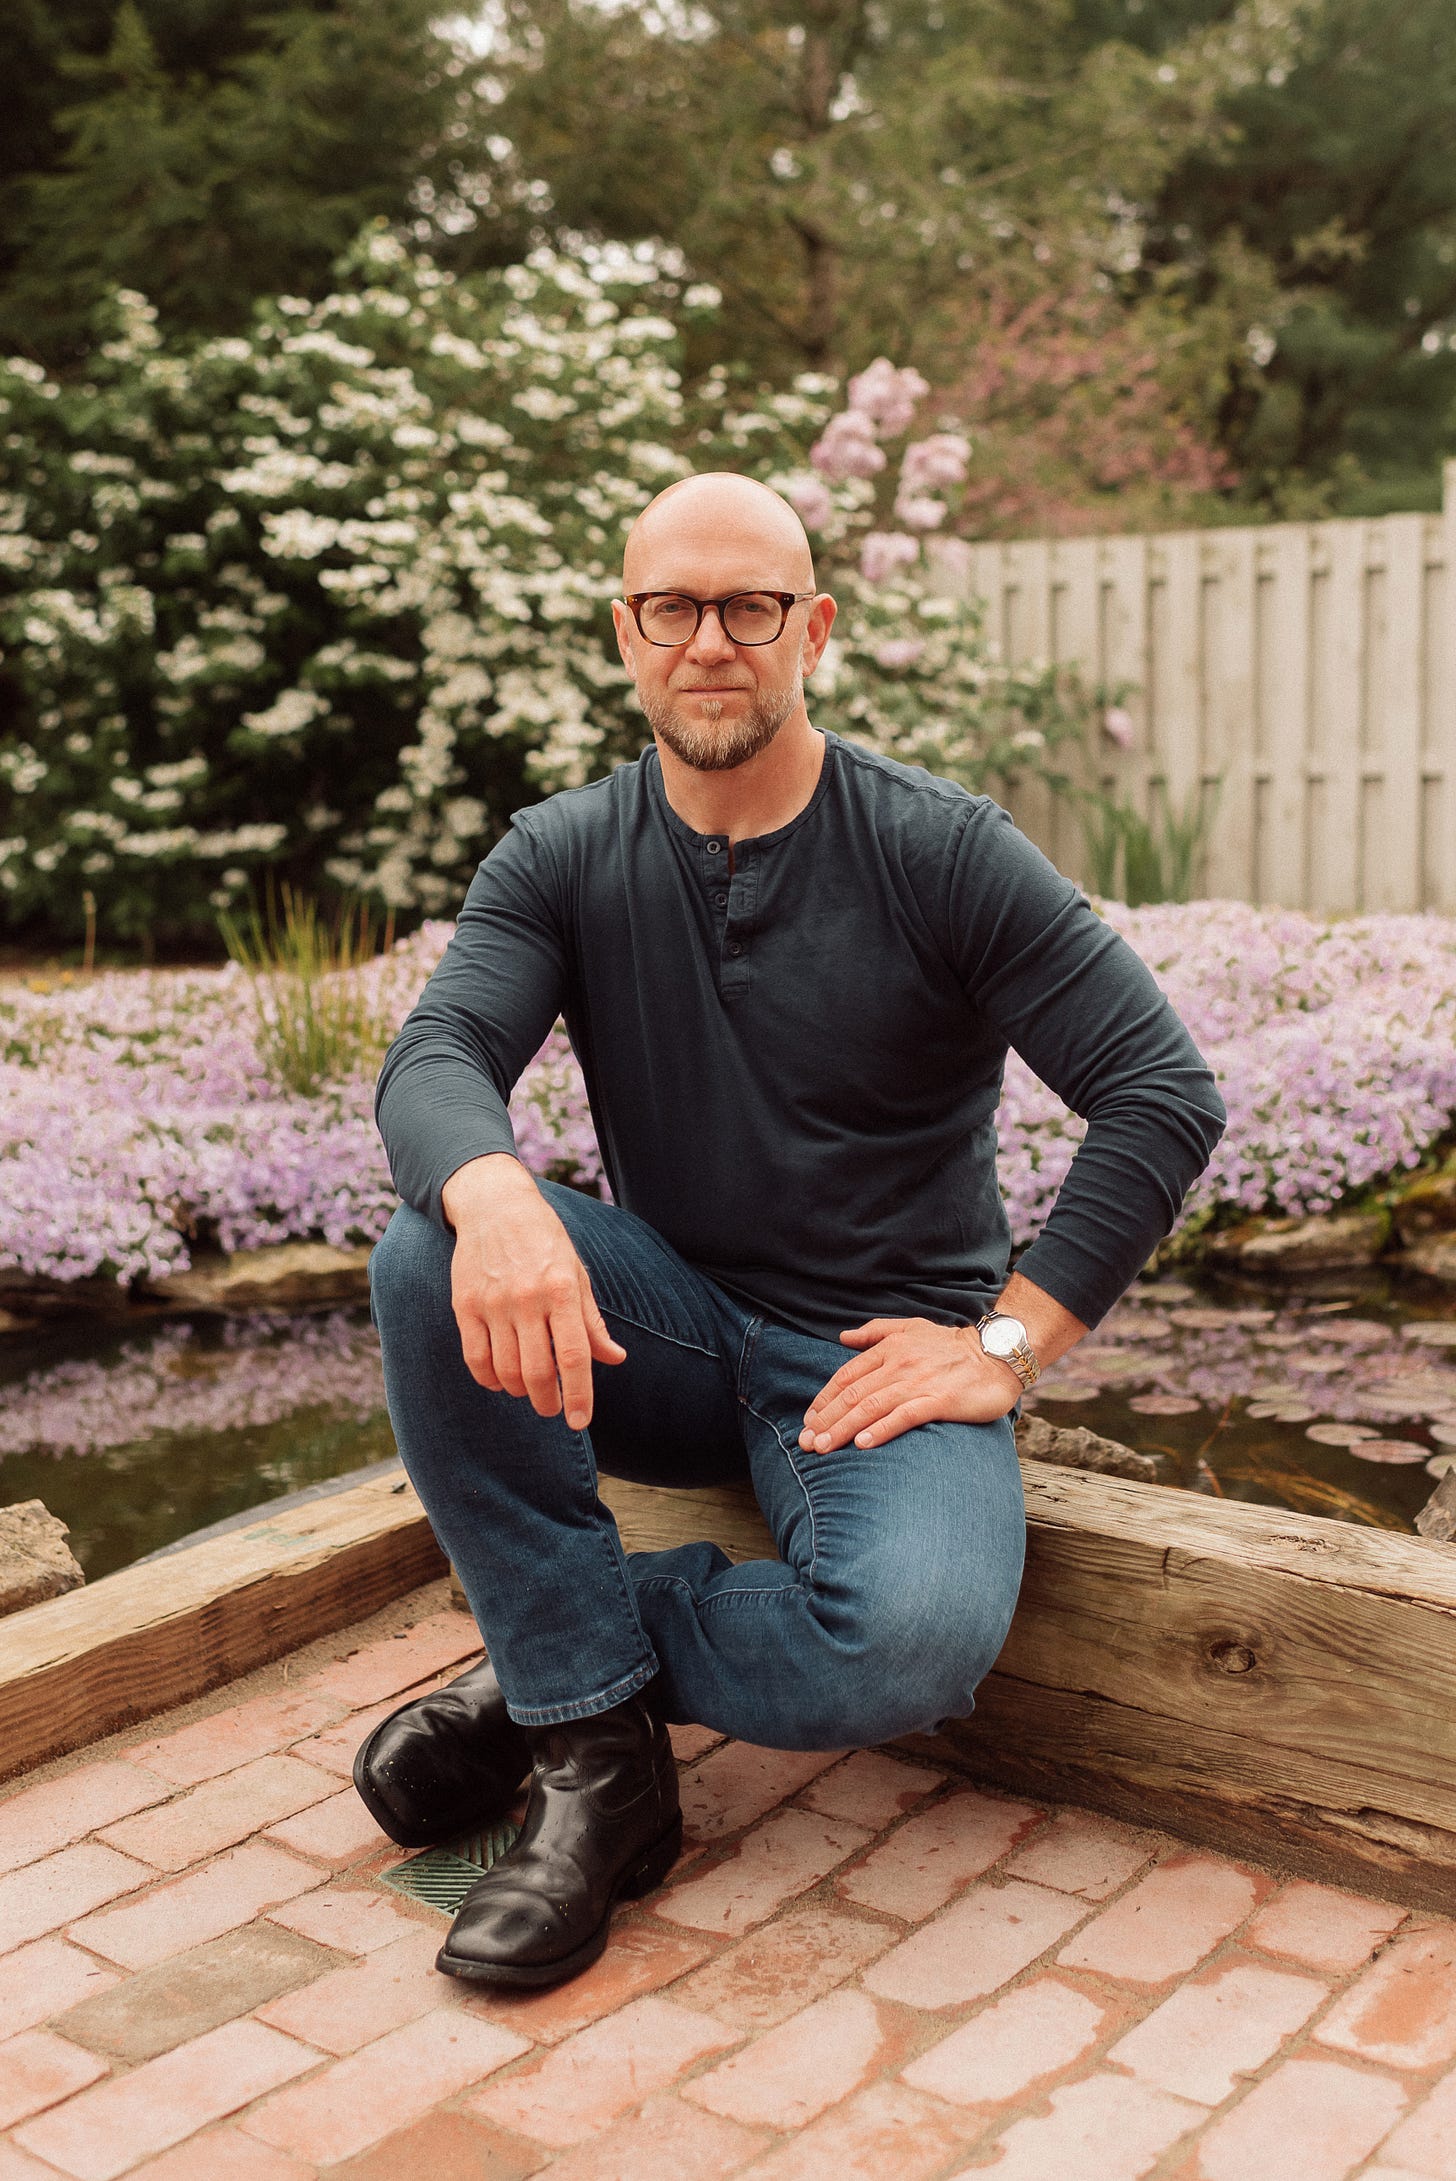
[369, 1185, 1026, 1751]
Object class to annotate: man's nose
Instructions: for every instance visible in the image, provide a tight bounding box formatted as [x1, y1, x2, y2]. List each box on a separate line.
[684, 605, 737, 662]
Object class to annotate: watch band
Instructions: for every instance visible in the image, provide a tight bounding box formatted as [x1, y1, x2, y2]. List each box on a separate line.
[975, 1311, 1041, 1391]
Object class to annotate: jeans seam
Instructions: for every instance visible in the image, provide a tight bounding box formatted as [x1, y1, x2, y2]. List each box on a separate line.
[599, 1305, 721, 1364]
[633, 1572, 806, 1604]
[566, 1420, 660, 1689]
[740, 1395, 820, 1587]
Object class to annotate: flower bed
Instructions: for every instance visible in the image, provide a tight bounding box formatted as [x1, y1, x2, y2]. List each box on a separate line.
[1, 900, 1453, 1291]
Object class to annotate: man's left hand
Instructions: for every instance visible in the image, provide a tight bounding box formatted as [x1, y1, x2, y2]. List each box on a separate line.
[798, 1316, 1021, 1453]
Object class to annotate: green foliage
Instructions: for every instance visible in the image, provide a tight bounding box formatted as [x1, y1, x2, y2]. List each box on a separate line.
[0, 0, 473, 361]
[0, 232, 1102, 949]
[218, 883, 394, 1095]
[1079, 777, 1224, 905]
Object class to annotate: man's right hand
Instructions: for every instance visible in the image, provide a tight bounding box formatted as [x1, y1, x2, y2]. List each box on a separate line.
[440, 1155, 626, 1430]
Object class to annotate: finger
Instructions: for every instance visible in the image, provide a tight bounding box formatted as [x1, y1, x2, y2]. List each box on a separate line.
[805, 1379, 913, 1452]
[850, 1396, 938, 1448]
[800, 1351, 885, 1437]
[550, 1302, 597, 1432]
[515, 1317, 563, 1418]
[458, 1317, 503, 1392]
[838, 1318, 906, 1347]
[580, 1273, 627, 1366]
[487, 1319, 526, 1400]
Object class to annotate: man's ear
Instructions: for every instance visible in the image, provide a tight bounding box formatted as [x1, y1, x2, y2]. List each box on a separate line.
[801, 592, 837, 677]
[610, 598, 638, 679]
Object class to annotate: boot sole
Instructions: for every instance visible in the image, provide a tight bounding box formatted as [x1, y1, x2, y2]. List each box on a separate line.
[433, 1811, 685, 1989]
[351, 1721, 528, 1852]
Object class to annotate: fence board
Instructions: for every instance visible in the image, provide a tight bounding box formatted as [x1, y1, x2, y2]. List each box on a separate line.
[943, 467, 1455, 913]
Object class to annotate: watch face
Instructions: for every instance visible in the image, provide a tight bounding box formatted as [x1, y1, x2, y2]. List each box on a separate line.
[981, 1316, 1027, 1357]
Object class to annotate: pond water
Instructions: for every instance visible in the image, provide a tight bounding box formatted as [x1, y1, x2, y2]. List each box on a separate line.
[2, 1262, 1455, 1578]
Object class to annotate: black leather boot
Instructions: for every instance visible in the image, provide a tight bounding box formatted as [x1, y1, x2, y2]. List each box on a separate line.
[352, 1655, 532, 1850]
[434, 1685, 682, 1988]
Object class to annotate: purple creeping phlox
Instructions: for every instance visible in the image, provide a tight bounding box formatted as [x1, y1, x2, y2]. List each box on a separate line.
[1, 900, 1453, 1292]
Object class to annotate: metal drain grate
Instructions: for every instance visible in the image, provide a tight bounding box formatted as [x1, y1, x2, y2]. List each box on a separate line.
[379, 1820, 520, 1916]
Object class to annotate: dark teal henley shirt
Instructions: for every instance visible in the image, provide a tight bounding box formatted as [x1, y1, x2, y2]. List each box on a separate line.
[375, 732, 1227, 1340]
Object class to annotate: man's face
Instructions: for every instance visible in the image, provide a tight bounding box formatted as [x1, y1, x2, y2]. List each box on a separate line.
[612, 497, 832, 774]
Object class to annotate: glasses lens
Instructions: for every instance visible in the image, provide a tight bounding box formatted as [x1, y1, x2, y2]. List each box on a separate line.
[638, 596, 699, 644]
[723, 594, 785, 645]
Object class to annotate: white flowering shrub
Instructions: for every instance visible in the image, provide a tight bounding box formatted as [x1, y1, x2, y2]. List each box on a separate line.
[0, 240, 1095, 944]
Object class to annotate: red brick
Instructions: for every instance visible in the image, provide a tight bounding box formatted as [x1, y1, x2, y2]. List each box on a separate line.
[328, 2108, 545, 2179]
[679, 1743, 844, 1847]
[467, 1918, 712, 2044]
[835, 1788, 1042, 1921]
[685, 1988, 903, 2130]
[256, 1928, 444, 2054]
[0, 1766, 173, 1880]
[0, 1843, 152, 1954]
[14, 2018, 318, 2181]
[124, 1692, 343, 1789]
[98, 1758, 337, 1874]
[240, 2010, 529, 2166]
[309, 1620, 483, 1710]
[538, 2092, 765, 2181]
[1245, 1882, 1407, 1973]
[0, 2142, 75, 2178]
[654, 1809, 872, 1938]
[900, 1975, 1107, 2105]
[131, 2131, 316, 2179]
[977, 2070, 1202, 2181]
[796, 1752, 943, 1831]
[264, 1886, 430, 1956]
[0, 2029, 108, 2127]
[863, 1877, 1087, 2010]
[733, 2079, 982, 2181]
[1315, 1926, 1456, 2070]
[1004, 1809, 1159, 1902]
[1109, 1956, 1327, 2104]
[669, 1725, 726, 1765]
[675, 1901, 893, 2031]
[71, 1843, 323, 1970]
[1185, 2055, 1407, 2181]
[0, 1939, 120, 2037]
[263, 1790, 393, 1868]
[287, 1699, 413, 1783]
[470, 1994, 737, 2146]
[1057, 1853, 1263, 1984]
[1378, 2065, 1456, 2177]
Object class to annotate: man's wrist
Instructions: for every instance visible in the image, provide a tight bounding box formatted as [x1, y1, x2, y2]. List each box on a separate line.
[440, 1153, 532, 1231]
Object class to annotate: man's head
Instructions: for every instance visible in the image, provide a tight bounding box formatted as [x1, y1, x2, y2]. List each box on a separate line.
[613, 474, 835, 774]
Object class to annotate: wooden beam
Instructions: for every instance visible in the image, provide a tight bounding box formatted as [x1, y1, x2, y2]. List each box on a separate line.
[0, 1474, 446, 1783]
[8, 1460, 1456, 1916]
[605, 1466, 1456, 1913]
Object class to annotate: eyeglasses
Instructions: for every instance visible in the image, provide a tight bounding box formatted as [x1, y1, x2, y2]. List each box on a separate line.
[623, 591, 816, 647]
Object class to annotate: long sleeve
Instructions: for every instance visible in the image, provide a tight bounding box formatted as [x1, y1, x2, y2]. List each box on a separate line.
[947, 801, 1228, 1328]
[374, 815, 568, 1225]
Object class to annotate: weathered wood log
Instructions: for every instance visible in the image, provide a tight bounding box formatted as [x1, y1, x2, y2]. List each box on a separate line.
[9, 1458, 1456, 1915]
[0, 1473, 445, 1782]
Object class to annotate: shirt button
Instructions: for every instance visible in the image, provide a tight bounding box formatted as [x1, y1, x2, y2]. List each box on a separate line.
[714, 892, 727, 906]
[729, 941, 744, 957]
[706, 840, 723, 853]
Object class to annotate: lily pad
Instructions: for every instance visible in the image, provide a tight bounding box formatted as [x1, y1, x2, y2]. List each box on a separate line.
[1248, 1402, 1317, 1423]
[1127, 1393, 1202, 1415]
[1137, 1280, 1196, 1302]
[1168, 1308, 1248, 1330]
[1305, 1422, 1380, 1446]
[1032, 1381, 1104, 1403]
[1429, 1423, 1456, 1447]
[1345, 1439, 1429, 1464]
[1426, 1453, 1456, 1478]
[1401, 1323, 1456, 1346]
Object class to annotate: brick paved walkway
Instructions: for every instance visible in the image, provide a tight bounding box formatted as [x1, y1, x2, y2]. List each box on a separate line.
[3, 1585, 1456, 2179]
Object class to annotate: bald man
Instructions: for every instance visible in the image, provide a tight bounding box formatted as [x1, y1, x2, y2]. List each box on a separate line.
[362, 473, 1226, 1990]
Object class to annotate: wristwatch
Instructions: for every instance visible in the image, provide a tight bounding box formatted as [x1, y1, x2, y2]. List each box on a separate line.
[975, 1311, 1041, 1391]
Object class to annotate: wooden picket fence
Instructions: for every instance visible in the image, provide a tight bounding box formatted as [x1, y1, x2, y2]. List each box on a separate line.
[934, 459, 1456, 915]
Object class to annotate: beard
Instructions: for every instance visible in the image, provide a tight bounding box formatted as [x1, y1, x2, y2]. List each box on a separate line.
[642, 676, 801, 773]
